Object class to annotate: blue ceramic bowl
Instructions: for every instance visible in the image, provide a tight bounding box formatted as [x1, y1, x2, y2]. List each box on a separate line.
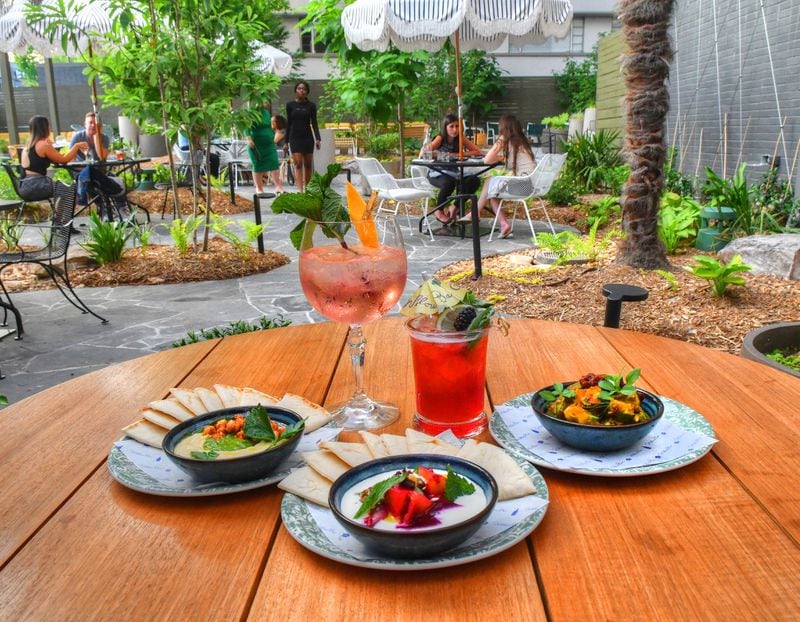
[531, 383, 664, 452]
[162, 406, 304, 484]
[329, 455, 498, 559]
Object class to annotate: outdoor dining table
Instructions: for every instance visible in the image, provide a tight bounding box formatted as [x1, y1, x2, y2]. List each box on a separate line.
[411, 157, 499, 278]
[1, 317, 798, 620]
[64, 156, 153, 178]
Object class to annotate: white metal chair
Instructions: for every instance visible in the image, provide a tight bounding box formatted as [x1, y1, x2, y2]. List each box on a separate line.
[487, 153, 567, 243]
[410, 164, 438, 240]
[227, 140, 252, 187]
[354, 157, 435, 237]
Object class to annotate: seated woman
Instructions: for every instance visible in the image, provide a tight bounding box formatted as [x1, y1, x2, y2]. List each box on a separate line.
[422, 113, 483, 225]
[460, 114, 537, 239]
[19, 116, 88, 202]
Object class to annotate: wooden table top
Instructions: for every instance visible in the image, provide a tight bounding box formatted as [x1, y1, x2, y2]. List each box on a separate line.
[1, 317, 798, 621]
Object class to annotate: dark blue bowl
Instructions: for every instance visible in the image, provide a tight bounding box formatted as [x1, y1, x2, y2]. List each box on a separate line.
[531, 383, 664, 452]
[162, 406, 304, 484]
[328, 454, 498, 559]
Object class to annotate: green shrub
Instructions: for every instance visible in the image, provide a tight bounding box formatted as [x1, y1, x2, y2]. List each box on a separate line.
[603, 164, 630, 195]
[79, 212, 134, 265]
[541, 113, 569, 129]
[753, 167, 797, 229]
[562, 129, 623, 192]
[169, 216, 203, 254]
[209, 213, 265, 258]
[537, 221, 619, 264]
[653, 269, 679, 292]
[365, 132, 400, 160]
[131, 222, 153, 249]
[702, 164, 782, 235]
[152, 163, 172, 183]
[684, 254, 751, 297]
[208, 167, 228, 191]
[658, 192, 701, 254]
[664, 146, 695, 196]
[172, 316, 292, 347]
[766, 349, 800, 372]
[52, 168, 73, 185]
[586, 195, 620, 228]
[545, 176, 579, 206]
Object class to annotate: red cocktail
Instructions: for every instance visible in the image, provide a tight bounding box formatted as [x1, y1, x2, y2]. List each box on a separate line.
[406, 315, 489, 438]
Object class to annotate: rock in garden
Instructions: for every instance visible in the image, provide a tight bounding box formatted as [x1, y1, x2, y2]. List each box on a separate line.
[719, 234, 800, 280]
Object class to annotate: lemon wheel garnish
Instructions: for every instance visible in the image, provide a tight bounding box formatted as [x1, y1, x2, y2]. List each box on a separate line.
[435, 305, 469, 331]
[346, 182, 379, 248]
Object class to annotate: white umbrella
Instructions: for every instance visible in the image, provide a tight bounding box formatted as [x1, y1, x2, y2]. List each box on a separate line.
[341, 0, 573, 158]
[254, 43, 292, 77]
[0, 0, 73, 55]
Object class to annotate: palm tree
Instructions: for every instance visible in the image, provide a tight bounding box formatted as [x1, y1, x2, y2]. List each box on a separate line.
[617, 0, 675, 269]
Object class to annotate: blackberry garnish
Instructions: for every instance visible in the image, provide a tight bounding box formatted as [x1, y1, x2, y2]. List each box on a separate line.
[453, 306, 478, 331]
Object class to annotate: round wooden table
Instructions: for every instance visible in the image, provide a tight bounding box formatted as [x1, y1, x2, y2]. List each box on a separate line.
[1, 317, 798, 620]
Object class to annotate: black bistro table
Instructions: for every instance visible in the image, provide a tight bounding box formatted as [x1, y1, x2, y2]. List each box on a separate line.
[411, 157, 498, 278]
[64, 156, 153, 178]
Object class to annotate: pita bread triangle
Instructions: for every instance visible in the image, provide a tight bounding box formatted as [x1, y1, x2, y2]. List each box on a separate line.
[457, 440, 536, 501]
[359, 431, 389, 458]
[195, 387, 224, 412]
[169, 388, 207, 415]
[140, 407, 182, 431]
[319, 440, 373, 466]
[147, 397, 194, 422]
[214, 384, 244, 409]
[405, 429, 460, 456]
[278, 466, 331, 507]
[380, 433, 408, 456]
[122, 419, 167, 449]
[276, 393, 332, 433]
[302, 449, 350, 482]
[240, 387, 280, 407]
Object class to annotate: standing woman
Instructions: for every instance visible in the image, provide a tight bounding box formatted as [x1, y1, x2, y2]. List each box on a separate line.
[19, 116, 88, 201]
[285, 80, 321, 192]
[246, 100, 284, 195]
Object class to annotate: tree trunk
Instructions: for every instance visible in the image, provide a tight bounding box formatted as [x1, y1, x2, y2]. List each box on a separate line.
[617, 0, 674, 269]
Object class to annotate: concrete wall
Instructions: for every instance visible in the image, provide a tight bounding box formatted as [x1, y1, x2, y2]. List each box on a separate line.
[668, 0, 800, 188]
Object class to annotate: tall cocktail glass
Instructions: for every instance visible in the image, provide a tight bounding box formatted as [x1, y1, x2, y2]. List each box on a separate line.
[299, 216, 407, 430]
[405, 315, 489, 438]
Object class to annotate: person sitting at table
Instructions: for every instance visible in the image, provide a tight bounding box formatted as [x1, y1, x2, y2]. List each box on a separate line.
[422, 113, 483, 226]
[458, 114, 537, 239]
[19, 115, 88, 202]
[178, 132, 221, 179]
[272, 114, 287, 149]
[69, 111, 129, 220]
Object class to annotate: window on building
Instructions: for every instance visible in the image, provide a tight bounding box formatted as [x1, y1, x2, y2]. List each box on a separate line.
[301, 30, 326, 54]
[509, 17, 585, 54]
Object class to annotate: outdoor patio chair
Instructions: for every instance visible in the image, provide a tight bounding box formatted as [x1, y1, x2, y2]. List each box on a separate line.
[486, 121, 499, 145]
[0, 180, 108, 336]
[526, 123, 546, 146]
[410, 165, 437, 240]
[227, 140, 253, 188]
[156, 145, 206, 218]
[3, 162, 54, 212]
[487, 153, 566, 243]
[354, 157, 434, 237]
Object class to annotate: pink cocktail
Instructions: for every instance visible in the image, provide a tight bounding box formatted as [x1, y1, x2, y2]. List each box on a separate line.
[298, 217, 407, 430]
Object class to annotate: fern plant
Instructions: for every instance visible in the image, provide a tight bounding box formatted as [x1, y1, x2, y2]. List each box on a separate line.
[586, 195, 621, 228]
[79, 212, 134, 265]
[658, 192, 701, 254]
[684, 254, 751, 296]
[169, 216, 202, 254]
[537, 221, 619, 264]
[208, 213, 265, 258]
[172, 316, 292, 347]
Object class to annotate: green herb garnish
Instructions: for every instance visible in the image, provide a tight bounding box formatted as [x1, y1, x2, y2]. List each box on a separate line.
[270, 164, 349, 250]
[243, 404, 305, 446]
[205, 435, 254, 452]
[597, 368, 641, 402]
[354, 471, 408, 518]
[190, 450, 218, 460]
[444, 465, 476, 501]
[539, 382, 576, 403]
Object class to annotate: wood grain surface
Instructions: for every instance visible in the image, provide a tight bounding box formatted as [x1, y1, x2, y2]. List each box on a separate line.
[0, 318, 798, 621]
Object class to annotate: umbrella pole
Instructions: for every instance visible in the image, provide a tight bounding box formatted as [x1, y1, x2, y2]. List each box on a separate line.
[455, 30, 463, 161]
[88, 42, 104, 158]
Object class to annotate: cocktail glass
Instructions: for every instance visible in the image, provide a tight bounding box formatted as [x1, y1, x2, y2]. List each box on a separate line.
[299, 216, 407, 430]
[405, 315, 490, 438]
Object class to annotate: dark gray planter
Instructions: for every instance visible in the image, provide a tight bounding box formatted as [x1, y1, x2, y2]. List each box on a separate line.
[741, 322, 800, 378]
[138, 133, 168, 158]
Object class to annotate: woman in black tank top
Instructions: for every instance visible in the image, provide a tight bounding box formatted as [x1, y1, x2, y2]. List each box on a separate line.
[19, 116, 88, 201]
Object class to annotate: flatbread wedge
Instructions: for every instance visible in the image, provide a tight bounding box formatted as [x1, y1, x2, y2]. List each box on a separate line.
[405, 429, 460, 456]
[359, 431, 389, 458]
[140, 407, 182, 431]
[277, 393, 332, 433]
[240, 387, 280, 407]
[302, 449, 350, 482]
[122, 419, 167, 449]
[457, 440, 537, 501]
[213, 384, 244, 409]
[146, 397, 194, 422]
[195, 387, 224, 413]
[278, 466, 331, 507]
[319, 441, 373, 467]
[169, 388, 207, 415]
[380, 433, 408, 456]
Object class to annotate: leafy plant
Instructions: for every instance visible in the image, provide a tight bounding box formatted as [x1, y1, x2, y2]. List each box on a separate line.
[79, 212, 134, 265]
[169, 216, 203, 254]
[657, 192, 701, 254]
[586, 195, 621, 228]
[545, 176, 579, 206]
[171, 316, 292, 347]
[209, 213, 265, 258]
[753, 167, 797, 229]
[537, 221, 618, 264]
[208, 167, 228, 191]
[701, 164, 780, 236]
[271, 163, 348, 250]
[653, 269, 679, 292]
[152, 163, 172, 184]
[541, 113, 569, 129]
[0, 219, 23, 250]
[52, 168, 74, 185]
[0, 393, 7, 406]
[364, 131, 400, 160]
[131, 223, 153, 250]
[553, 44, 599, 114]
[562, 130, 623, 192]
[664, 146, 695, 196]
[684, 254, 751, 297]
[766, 349, 800, 372]
[603, 164, 631, 195]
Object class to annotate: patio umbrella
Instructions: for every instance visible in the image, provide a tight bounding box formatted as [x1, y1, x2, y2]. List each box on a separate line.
[254, 43, 292, 77]
[341, 0, 573, 158]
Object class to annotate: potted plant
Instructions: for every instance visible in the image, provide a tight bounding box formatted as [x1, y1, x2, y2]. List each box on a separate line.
[137, 121, 168, 158]
[741, 322, 800, 378]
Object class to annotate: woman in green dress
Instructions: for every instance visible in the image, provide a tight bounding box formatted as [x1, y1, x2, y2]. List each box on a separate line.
[245, 101, 284, 194]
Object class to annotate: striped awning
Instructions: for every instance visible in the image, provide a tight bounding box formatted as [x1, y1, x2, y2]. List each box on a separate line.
[254, 43, 293, 77]
[341, 0, 574, 52]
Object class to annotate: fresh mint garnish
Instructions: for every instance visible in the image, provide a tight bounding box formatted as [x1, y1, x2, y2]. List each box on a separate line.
[597, 368, 641, 402]
[354, 471, 408, 519]
[271, 163, 349, 250]
[539, 382, 576, 403]
[243, 404, 305, 446]
[277, 420, 305, 443]
[444, 465, 476, 501]
[204, 435, 254, 452]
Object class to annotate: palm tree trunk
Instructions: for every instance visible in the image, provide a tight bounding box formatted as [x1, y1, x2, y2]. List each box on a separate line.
[617, 0, 674, 269]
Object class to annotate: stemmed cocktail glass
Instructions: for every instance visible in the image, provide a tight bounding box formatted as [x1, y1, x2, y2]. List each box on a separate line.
[298, 215, 407, 430]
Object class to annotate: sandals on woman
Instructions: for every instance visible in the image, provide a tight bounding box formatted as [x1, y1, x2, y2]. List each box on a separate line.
[434, 212, 452, 225]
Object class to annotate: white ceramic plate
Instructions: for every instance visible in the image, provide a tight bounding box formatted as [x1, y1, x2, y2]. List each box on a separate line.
[490, 393, 716, 477]
[280, 457, 549, 570]
[107, 423, 340, 497]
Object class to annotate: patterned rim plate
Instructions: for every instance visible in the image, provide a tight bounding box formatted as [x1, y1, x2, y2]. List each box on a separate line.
[281, 457, 549, 570]
[489, 393, 716, 477]
[107, 421, 340, 497]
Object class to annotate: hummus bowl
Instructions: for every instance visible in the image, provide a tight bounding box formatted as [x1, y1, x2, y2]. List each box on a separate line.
[163, 406, 304, 484]
[329, 455, 498, 559]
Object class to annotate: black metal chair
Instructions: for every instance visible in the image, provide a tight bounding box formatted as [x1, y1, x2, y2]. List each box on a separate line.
[2, 162, 55, 213]
[0, 181, 108, 337]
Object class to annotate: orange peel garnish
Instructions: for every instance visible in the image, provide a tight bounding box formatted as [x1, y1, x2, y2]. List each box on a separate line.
[346, 182, 379, 248]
